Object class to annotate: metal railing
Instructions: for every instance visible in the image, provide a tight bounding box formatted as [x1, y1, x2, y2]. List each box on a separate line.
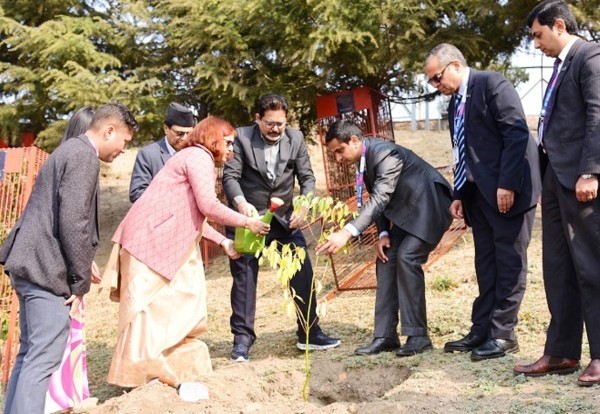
[1, 146, 49, 390]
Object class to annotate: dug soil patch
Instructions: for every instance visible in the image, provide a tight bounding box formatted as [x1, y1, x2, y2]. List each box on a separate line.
[310, 361, 411, 404]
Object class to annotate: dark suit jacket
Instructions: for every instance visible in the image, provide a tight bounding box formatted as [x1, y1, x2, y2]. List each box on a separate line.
[129, 137, 172, 202]
[222, 124, 315, 228]
[0, 135, 100, 298]
[544, 39, 600, 189]
[449, 69, 541, 216]
[350, 138, 453, 246]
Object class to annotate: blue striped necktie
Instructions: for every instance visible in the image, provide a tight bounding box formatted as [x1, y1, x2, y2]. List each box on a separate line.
[538, 57, 561, 145]
[453, 93, 466, 190]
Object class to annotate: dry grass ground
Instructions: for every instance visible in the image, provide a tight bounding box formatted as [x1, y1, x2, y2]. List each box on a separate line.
[3, 129, 599, 413]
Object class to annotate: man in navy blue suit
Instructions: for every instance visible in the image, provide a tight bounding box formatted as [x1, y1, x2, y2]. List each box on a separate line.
[424, 43, 541, 361]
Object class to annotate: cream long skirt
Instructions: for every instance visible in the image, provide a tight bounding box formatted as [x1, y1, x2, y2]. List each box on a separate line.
[105, 238, 212, 387]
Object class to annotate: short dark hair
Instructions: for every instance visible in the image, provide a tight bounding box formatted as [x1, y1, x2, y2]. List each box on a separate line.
[90, 102, 138, 132]
[325, 120, 363, 144]
[257, 94, 288, 117]
[527, 0, 578, 34]
[60, 106, 95, 144]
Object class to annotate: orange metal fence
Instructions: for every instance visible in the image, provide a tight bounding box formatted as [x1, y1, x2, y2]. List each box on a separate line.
[316, 86, 395, 202]
[0, 146, 49, 390]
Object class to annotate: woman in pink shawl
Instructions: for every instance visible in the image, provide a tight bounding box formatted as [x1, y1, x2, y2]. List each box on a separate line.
[105, 117, 268, 387]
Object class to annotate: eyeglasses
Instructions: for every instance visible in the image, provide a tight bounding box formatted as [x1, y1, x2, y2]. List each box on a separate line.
[428, 62, 453, 86]
[169, 127, 191, 138]
[260, 119, 286, 129]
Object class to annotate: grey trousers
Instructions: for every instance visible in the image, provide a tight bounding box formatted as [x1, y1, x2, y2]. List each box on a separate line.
[4, 274, 71, 414]
[373, 227, 435, 339]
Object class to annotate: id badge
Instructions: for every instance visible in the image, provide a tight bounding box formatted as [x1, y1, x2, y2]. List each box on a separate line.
[452, 146, 459, 165]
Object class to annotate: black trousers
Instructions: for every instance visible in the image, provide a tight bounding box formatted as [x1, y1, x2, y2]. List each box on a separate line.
[542, 163, 600, 360]
[227, 220, 319, 346]
[463, 183, 536, 341]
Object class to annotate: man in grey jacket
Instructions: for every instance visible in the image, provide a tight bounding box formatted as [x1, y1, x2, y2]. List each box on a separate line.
[0, 103, 137, 414]
[129, 102, 194, 202]
[317, 120, 452, 357]
[223, 93, 340, 362]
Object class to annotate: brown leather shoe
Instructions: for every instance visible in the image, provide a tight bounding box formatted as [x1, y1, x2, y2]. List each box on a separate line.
[513, 355, 580, 377]
[577, 359, 600, 387]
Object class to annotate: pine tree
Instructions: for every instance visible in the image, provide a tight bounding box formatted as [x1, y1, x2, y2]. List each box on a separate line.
[0, 0, 162, 150]
[4, 0, 595, 151]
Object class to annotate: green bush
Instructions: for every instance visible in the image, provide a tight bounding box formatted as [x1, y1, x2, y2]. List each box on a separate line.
[431, 275, 458, 292]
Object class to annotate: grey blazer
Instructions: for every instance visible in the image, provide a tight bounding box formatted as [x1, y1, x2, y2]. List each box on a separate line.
[0, 135, 100, 298]
[544, 39, 600, 189]
[129, 137, 172, 202]
[350, 138, 453, 246]
[222, 124, 315, 228]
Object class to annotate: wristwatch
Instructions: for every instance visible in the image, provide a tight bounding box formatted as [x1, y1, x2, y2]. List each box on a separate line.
[580, 174, 596, 179]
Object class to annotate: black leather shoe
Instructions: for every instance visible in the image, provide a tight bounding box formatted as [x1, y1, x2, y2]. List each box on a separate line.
[396, 336, 433, 357]
[471, 338, 519, 361]
[354, 337, 400, 356]
[444, 332, 486, 353]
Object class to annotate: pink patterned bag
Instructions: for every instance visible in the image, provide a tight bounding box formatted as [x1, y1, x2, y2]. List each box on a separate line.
[44, 299, 90, 413]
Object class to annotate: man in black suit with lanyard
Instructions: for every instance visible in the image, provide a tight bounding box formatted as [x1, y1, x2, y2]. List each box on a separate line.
[514, 0, 600, 386]
[317, 120, 452, 357]
[424, 43, 541, 361]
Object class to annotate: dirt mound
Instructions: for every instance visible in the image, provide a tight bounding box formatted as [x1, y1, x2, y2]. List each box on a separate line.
[83, 358, 411, 414]
[86, 358, 317, 414]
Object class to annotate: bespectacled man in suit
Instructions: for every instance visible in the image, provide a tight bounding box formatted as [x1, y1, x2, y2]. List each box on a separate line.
[316, 120, 453, 357]
[129, 102, 195, 202]
[424, 43, 541, 361]
[223, 93, 341, 362]
[0, 103, 138, 414]
[514, 0, 600, 386]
